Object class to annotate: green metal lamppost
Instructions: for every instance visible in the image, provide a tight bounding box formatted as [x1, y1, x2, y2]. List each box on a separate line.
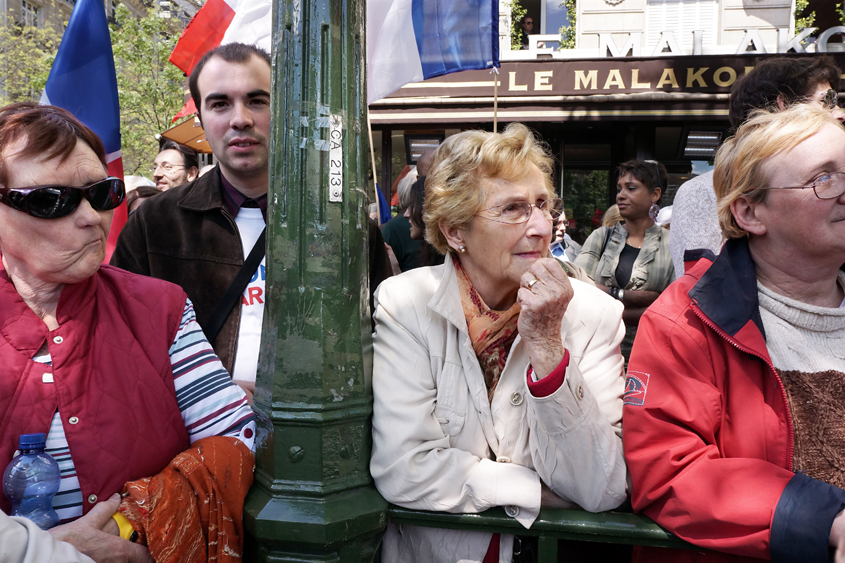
[243, 0, 387, 560]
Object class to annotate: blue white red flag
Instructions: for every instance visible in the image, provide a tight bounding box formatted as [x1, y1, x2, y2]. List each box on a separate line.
[367, 0, 499, 104]
[40, 0, 125, 261]
[169, 0, 271, 76]
[168, 0, 271, 121]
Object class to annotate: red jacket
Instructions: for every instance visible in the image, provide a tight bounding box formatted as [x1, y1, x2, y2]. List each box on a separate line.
[623, 238, 845, 563]
[0, 263, 190, 516]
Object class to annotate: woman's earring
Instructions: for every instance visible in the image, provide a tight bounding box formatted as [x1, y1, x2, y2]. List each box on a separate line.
[649, 203, 660, 221]
[458, 245, 467, 253]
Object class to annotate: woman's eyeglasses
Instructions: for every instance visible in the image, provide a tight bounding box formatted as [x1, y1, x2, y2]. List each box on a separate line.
[478, 198, 564, 224]
[761, 171, 845, 200]
[0, 177, 125, 219]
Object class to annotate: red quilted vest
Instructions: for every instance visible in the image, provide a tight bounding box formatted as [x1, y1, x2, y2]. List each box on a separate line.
[0, 263, 190, 516]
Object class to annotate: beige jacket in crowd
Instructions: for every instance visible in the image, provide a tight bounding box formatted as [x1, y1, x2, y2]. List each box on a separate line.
[0, 512, 94, 563]
[370, 254, 627, 563]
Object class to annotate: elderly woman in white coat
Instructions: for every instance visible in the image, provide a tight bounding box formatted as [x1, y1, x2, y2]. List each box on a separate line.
[370, 123, 627, 563]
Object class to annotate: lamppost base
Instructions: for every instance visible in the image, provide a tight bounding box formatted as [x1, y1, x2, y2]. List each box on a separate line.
[245, 485, 388, 563]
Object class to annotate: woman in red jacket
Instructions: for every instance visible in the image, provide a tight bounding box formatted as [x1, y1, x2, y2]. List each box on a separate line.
[624, 103, 845, 563]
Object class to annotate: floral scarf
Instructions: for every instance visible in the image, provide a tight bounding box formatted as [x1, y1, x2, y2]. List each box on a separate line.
[454, 258, 521, 403]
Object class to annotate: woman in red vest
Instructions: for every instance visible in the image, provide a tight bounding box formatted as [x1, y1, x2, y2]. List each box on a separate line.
[0, 103, 255, 562]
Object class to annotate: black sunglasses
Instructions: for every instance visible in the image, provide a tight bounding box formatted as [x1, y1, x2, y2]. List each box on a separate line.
[0, 177, 125, 219]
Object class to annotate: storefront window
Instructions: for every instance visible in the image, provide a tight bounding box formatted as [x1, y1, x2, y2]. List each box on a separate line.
[561, 169, 610, 237]
[391, 130, 407, 185]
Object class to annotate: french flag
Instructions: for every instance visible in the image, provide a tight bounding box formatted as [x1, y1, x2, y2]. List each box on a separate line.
[168, 0, 271, 121]
[169, 0, 271, 75]
[40, 0, 125, 262]
[367, 0, 499, 104]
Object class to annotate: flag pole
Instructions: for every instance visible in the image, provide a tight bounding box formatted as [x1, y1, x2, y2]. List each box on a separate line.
[492, 67, 499, 133]
[366, 109, 381, 222]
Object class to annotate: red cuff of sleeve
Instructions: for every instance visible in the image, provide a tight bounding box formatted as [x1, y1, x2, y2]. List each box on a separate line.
[526, 350, 570, 398]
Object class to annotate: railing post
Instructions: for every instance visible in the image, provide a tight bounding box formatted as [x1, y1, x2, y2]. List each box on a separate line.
[243, 0, 387, 560]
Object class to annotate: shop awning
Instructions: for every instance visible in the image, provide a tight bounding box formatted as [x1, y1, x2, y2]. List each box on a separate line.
[161, 116, 212, 154]
[368, 53, 845, 125]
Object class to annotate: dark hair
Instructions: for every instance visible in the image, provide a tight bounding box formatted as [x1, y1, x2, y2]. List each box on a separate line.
[616, 159, 667, 204]
[728, 56, 841, 128]
[188, 43, 272, 121]
[159, 140, 199, 171]
[0, 102, 106, 188]
[408, 176, 425, 236]
[126, 185, 163, 213]
[408, 176, 444, 267]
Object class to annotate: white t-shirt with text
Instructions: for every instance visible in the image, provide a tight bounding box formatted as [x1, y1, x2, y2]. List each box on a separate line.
[232, 207, 266, 383]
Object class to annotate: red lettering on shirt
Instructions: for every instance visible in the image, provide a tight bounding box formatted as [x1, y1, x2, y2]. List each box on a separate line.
[248, 287, 264, 305]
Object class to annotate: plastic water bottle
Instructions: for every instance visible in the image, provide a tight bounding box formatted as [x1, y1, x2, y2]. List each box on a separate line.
[3, 433, 61, 529]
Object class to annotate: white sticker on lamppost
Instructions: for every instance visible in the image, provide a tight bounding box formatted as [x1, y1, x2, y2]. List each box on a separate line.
[329, 115, 342, 202]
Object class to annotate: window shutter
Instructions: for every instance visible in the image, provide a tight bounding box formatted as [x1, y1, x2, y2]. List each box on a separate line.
[647, 0, 718, 54]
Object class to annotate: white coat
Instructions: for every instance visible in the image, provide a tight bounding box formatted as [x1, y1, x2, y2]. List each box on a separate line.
[371, 255, 627, 563]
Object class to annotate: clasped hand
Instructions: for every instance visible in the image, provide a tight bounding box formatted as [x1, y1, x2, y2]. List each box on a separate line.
[517, 258, 573, 379]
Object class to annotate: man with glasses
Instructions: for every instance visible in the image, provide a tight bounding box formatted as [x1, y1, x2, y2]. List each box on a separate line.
[670, 55, 845, 276]
[151, 140, 199, 191]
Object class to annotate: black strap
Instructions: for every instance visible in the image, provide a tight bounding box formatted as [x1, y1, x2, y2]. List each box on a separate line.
[204, 227, 267, 343]
[599, 225, 613, 258]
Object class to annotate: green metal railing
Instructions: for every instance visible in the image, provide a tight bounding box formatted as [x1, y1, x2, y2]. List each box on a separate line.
[388, 505, 701, 563]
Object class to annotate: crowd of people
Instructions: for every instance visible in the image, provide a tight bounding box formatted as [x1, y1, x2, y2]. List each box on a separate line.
[1, 40, 845, 563]
[371, 53, 845, 563]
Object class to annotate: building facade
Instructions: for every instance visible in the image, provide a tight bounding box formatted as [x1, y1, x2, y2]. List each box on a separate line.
[369, 0, 845, 230]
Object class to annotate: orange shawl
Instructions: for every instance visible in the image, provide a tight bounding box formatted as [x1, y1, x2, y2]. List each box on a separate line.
[454, 258, 521, 402]
[118, 436, 254, 563]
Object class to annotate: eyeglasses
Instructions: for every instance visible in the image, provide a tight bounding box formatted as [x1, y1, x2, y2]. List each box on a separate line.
[150, 162, 184, 174]
[762, 171, 845, 200]
[0, 177, 125, 219]
[478, 198, 564, 224]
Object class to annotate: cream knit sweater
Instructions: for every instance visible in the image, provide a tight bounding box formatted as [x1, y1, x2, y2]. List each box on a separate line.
[758, 273, 845, 374]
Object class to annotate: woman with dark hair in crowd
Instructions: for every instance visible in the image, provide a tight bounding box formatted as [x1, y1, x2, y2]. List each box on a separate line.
[403, 175, 444, 267]
[575, 159, 674, 360]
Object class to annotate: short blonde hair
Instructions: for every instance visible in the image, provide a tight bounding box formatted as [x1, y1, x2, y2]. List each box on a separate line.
[714, 104, 844, 239]
[424, 123, 555, 254]
[602, 204, 622, 228]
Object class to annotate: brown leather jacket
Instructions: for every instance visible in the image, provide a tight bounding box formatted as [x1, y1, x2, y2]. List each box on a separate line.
[112, 167, 394, 373]
[111, 167, 245, 374]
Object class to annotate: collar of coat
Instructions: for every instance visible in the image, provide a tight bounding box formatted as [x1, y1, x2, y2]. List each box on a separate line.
[687, 237, 766, 341]
[177, 165, 226, 214]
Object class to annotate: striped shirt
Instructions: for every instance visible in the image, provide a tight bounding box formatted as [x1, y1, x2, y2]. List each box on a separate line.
[32, 299, 255, 522]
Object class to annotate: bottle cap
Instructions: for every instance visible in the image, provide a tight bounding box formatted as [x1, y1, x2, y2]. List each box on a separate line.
[18, 433, 47, 449]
